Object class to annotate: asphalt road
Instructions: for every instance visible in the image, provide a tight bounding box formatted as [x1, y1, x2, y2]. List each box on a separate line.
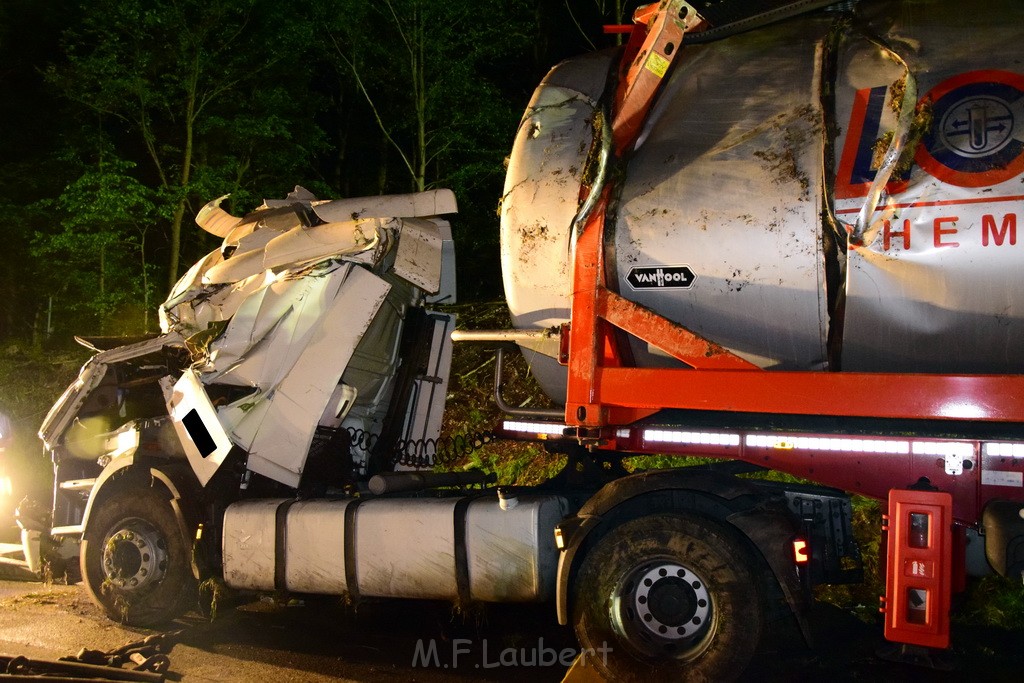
[0, 579, 582, 682]
[0, 579, 1021, 682]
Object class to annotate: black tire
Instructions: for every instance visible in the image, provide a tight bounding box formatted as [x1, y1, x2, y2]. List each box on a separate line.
[81, 486, 195, 626]
[572, 514, 764, 683]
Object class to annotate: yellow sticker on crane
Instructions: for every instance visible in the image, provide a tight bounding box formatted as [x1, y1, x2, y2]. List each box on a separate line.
[645, 52, 670, 79]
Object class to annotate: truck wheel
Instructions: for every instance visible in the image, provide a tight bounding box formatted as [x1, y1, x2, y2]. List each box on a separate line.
[572, 514, 764, 682]
[81, 487, 195, 626]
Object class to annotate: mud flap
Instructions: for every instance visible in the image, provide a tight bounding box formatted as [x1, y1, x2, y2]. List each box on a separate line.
[728, 508, 815, 646]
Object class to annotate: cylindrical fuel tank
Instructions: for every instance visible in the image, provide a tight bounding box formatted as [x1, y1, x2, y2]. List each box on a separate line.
[221, 495, 568, 601]
[500, 0, 1024, 403]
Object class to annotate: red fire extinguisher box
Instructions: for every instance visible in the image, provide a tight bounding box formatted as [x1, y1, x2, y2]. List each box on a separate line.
[881, 489, 953, 649]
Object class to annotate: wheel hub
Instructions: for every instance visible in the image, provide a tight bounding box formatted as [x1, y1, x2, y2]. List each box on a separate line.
[627, 562, 711, 642]
[101, 521, 168, 592]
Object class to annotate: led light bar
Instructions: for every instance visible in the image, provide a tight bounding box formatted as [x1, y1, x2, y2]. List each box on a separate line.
[745, 434, 911, 454]
[913, 441, 975, 458]
[644, 429, 741, 447]
[983, 442, 1024, 458]
[502, 421, 568, 437]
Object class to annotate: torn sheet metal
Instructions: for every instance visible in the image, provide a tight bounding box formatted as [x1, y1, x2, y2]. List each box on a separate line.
[160, 269, 267, 341]
[394, 218, 445, 294]
[263, 218, 385, 271]
[203, 263, 378, 388]
[209, 263, 391, 488]
[836, 0, 1024, 372]
[260, 185, 319, 209]
[37, 186, 460, 490]
[311, 189, 457, 223]
[163, 190, 453, 333]
[38, 332, 185, 451]
[195, 194, 240, 237]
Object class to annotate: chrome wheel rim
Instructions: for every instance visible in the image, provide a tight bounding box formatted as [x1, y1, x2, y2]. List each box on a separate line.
[612, 560, 714, 659]
[101, 519, 168, 592]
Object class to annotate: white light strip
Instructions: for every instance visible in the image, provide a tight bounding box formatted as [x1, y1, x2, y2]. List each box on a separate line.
[502, 421, 567, 436]
[745, 434, 911, 454]
[983, 442, 1024, 458]
[643, 430, 741, 447]
[912, 441, 975, 458]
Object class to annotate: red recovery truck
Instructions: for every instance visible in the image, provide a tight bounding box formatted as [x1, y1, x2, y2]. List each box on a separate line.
[37, 0, 1024, 680]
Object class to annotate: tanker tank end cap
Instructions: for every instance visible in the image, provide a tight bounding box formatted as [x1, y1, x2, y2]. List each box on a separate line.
[498, 487, 519, 511]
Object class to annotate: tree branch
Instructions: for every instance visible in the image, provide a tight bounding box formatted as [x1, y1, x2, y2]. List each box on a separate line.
[382, 0, 415, 62]
[330, 34, 417, 185]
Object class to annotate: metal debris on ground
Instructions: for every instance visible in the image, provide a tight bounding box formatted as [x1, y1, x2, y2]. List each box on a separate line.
[0, 630, 181, 681]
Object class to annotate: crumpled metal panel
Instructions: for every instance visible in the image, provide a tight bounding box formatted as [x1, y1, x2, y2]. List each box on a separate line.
[38, 332, 186, 451]
[393, 218, 446, 294]
[837, 0, 1024, 372]
[311, 189, 457, 223]
[157, 188, 458, 486]
[262, 218, 382, 273]
[213, 263, 391, 487]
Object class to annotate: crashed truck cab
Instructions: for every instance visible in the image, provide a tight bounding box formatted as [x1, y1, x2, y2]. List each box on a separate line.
[39, 188, 460, 617]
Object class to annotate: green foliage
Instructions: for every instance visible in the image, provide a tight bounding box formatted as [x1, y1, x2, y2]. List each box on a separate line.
[462, 446, 566, 487]
[438, 301, 564, 485]
[44, 0, 329, 291]
[623, 454, 716, 471]
[31, 155, 157, 335]
[314, 0, 535, 296]
[956, 574, 1024, 630]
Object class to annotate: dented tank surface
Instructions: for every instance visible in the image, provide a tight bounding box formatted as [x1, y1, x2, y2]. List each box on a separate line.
[501, 0, 1024, 403]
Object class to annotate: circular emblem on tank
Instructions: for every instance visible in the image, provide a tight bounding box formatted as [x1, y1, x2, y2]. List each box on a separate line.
[626, 265, 696, 290]
[916, 70, 1024, 187]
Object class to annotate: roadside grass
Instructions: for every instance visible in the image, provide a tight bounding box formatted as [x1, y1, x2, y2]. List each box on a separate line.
[955, 573, 1024, 630]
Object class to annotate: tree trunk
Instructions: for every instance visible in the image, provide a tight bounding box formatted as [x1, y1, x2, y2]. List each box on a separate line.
[413, 3, 426, 192]
[167, 56, 200, 292]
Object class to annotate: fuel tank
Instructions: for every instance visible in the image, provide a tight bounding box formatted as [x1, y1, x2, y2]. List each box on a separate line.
[221, 494, 568, 602]
[500, 0, 1024, 403]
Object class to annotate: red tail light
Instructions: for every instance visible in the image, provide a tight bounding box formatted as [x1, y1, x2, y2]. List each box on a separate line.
[793, 539, 810, 564]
